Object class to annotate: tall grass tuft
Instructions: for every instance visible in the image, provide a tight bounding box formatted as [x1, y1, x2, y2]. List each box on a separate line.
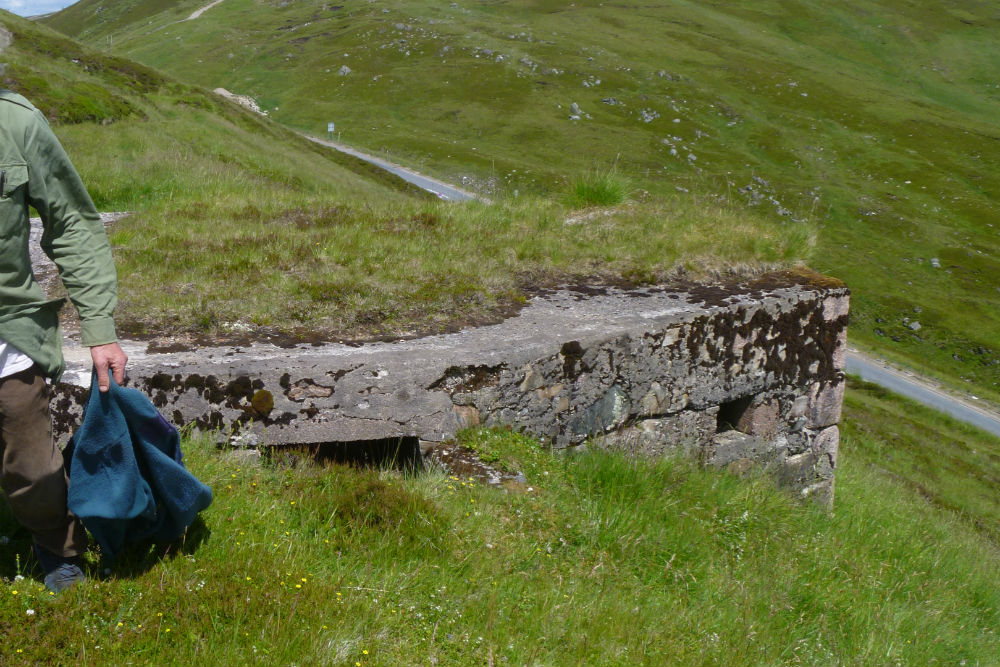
[568, 168, 631, 207]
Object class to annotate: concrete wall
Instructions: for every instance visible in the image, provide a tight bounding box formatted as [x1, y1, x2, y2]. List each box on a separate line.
[51, 269, 848, 505]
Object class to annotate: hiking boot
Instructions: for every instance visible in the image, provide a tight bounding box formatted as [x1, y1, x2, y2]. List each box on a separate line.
[43, 562, 86, 593]
[34, 544, 86, 593]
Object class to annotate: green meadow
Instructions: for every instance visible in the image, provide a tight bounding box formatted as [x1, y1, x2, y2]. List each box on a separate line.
[44, 0, 1000, 403]
[0, 385, 998, 665]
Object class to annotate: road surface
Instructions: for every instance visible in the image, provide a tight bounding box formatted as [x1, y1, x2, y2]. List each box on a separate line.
[846, 349, 1000, 437]
[304, 135, 477, 202]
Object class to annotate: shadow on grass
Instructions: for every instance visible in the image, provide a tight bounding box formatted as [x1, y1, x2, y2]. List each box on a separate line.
[0, 502, 37, 581]
[0, 495, 212, 583]
[103, 515, 212, 579]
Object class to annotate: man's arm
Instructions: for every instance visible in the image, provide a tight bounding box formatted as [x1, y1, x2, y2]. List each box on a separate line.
[22, 109, 125, 391]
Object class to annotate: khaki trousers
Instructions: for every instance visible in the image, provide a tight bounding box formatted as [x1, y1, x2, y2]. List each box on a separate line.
[0, 366, 87, 557]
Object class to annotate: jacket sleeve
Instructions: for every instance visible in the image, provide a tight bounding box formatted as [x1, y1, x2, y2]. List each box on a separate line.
[23, 109, 118, 347]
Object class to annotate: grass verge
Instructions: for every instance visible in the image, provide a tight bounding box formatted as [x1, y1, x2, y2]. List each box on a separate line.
[105, 191, 811, 340]
[0, 389, 996, 664]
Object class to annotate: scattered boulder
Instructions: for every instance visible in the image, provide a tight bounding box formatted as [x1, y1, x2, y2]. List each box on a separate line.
[639, 108, 660, 123]
[569, 102, 590, 120]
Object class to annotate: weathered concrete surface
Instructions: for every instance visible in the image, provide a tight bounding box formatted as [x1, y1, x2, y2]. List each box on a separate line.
[51, 270, 848, 504]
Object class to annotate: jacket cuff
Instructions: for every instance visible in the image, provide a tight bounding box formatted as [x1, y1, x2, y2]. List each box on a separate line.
[80, 317, 118, 347]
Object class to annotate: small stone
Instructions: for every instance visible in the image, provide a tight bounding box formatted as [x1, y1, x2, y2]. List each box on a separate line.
[727, 458, 755, 477]
[788, 395, 809, 419]
[338, 65, 351, 75]
[908, 320, 922, 331]
[639, 382, 667, 416]
[519, 367, 544, 392]
[536, 383, 564, 400]
[930, 257, 941, 268]
[568, 385, 629, 436]
[288, 381, 333, 401]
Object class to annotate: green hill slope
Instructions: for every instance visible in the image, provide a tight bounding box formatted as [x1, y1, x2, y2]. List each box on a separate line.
[43, 0, 1000, 403]
[6, 9, 805, 344]
[0, 11, 427, 335]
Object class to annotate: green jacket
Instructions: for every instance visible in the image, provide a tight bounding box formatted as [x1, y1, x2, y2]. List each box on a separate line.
[0, 90, 117, 381]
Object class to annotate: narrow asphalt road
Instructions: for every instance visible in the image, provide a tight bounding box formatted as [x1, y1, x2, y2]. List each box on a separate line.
[303, 134, 477, 202]
[846, 349, 1000, 437]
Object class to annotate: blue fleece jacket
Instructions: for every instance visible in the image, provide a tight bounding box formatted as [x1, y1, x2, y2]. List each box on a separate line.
[65, 375, 213, 561]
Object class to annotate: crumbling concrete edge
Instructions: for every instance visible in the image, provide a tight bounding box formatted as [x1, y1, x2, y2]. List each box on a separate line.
[50, 272, 848, 506]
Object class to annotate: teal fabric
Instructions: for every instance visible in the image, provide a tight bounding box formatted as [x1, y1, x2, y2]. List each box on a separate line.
[65, 375, 213, 561]
[0, 90, 118, 381]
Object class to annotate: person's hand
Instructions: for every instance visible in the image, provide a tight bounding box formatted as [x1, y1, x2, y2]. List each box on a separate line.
[90, 342, 128, 392]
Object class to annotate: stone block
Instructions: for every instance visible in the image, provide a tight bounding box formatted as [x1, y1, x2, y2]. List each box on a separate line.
[707, 431, 765, 467]
[777, 451, 817, 488]
[735, 399, 780, 437]
[806, 378, 845, 428]
[811, 425, 839, 478]
[568, 385, 630, 437]
[823, 294, 850, 322]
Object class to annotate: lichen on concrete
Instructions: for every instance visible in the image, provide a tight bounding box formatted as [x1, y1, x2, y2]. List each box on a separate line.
[51, 271, 849, 505]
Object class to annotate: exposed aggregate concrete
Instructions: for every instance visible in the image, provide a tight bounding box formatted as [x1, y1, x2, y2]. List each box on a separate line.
[50, 270, 848, 506]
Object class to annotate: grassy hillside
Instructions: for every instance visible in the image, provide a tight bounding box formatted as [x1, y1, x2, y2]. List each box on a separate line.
[0, 9, 805, 343]
[0, 388, 997, 665]
[44, 0, 1000, 403]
